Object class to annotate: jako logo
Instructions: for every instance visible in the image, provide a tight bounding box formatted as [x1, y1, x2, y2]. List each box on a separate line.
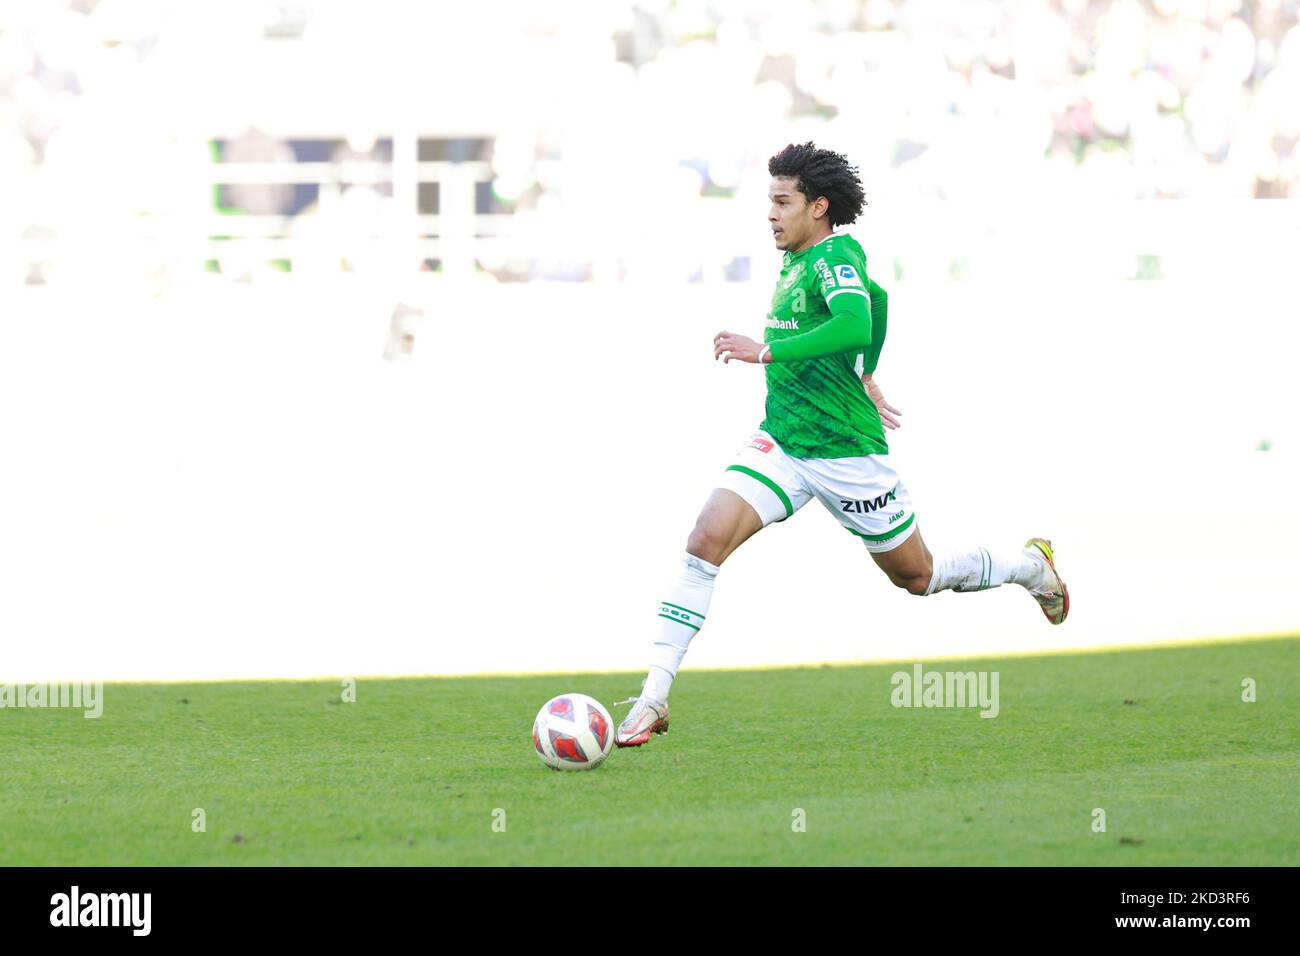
[890, 664, 1000, 719]
[50, 886, 151, 936]
[840, 488, 897, 513]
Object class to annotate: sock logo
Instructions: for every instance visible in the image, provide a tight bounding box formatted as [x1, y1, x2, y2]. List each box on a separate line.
[840, 487, 898, 514]
[658, 601, 704, 632]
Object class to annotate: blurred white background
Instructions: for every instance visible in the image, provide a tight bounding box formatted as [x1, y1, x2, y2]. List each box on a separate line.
[2, 0, 1297, 680]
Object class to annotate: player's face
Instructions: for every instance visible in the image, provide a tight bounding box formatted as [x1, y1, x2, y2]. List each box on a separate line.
[768, 177, 821, 252]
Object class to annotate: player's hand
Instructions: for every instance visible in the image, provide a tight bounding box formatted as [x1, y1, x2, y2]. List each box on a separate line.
[863, 374, 902, 429]
[713, 331, 764, 364]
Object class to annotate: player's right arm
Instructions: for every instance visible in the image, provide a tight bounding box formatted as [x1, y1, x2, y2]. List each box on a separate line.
[859, 277, 901, 428]
[861, 278, 888, 375]
[863, 374, 902, 429]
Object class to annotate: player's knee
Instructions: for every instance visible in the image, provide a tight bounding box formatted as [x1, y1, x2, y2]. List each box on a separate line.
[686, 523, 728, 566]
[886, 562, 931, 595]
[903, 552, 933, 595]
[902, 573, 931, 596]
[687, 511, 741, 566]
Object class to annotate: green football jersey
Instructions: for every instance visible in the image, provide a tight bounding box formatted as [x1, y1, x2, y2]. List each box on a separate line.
[759, 233, 889, 459]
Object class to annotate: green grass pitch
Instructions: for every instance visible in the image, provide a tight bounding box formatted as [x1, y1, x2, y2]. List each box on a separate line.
[2, 635, 1296, 865]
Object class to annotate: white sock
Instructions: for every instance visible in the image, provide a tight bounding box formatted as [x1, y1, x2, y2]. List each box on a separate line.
[641, 553, 720, 703]
[925, 546, 1042, 595]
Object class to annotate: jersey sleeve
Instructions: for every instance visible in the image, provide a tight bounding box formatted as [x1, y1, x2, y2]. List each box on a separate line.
[860, 278, 888, 375]
[813, 249, 870, 308]
[768, 283, 873, 363]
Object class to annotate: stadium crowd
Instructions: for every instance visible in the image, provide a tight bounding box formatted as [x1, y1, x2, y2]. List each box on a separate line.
[1, 0, 1297, 284]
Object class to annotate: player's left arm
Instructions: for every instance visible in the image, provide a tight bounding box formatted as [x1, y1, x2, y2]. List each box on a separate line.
[763, 252, 877, 362]
[713, 291, 872, 364]
[713, 255, 874, 364]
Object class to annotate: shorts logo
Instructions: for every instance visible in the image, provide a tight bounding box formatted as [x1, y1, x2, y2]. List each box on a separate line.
[888, 509, 905, 524]
[748, 437, 774, 453]
[840, 487, 898, 514]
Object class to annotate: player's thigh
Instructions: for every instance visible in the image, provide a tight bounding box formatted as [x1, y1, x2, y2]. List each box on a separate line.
[693, 429, 813, 565]
[685, 487, 764, 566]
[869, 522, 933, 587]
[802, 452, 926, 580]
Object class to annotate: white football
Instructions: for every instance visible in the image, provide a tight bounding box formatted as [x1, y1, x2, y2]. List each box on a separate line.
[531, 693, 614, 771]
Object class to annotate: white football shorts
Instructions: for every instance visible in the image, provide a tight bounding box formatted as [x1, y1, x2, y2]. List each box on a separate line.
[717, 428, 918, 553]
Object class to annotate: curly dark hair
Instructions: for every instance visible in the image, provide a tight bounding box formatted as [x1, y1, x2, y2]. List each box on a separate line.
[767, 142, 866, 227]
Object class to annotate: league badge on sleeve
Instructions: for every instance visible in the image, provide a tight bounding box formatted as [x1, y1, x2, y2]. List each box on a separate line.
[835, 264, 864, 288]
